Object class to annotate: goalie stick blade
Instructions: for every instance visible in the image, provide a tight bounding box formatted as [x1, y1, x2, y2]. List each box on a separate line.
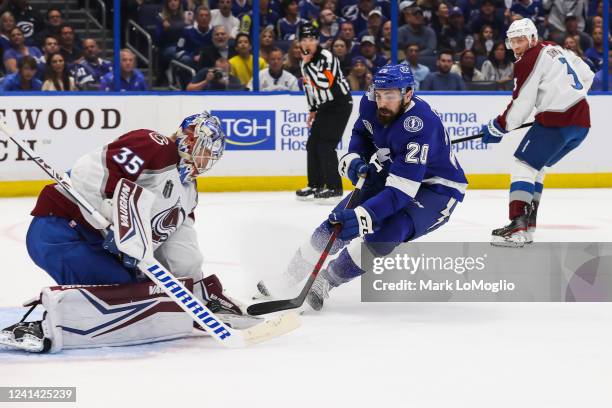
[241, 312, 301, 346]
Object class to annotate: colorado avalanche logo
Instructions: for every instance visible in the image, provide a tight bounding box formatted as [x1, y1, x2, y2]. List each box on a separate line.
[151, 200, 185, 243]
[149, 131, 168, 146]
[404, 116, 423, 132]
[362, 119, 373, 134]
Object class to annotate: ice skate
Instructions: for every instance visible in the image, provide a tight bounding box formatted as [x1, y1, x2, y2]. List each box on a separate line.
[491, 211, 530, 247]
[306, 272, 333, 311]
[313, 188, 343, 205]
[295, 186, 321, 201]
[252, 280, 273, 301]
[526, 200, 539, 244]
[0, 321, 51, 353]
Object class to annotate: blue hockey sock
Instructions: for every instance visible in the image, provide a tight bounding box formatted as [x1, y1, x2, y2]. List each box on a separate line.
[324, 244, 365, 287]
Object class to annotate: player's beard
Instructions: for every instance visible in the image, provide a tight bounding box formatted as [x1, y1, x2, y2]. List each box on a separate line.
[377, 103, 405, 125]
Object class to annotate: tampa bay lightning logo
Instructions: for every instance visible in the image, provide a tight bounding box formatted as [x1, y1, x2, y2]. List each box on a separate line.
[17, 21, 34, 37]
[342, 4, 358, 20]
[404, 116, 423, 132]
[362, 119, 373, 134]
[399, 65, 411, 73]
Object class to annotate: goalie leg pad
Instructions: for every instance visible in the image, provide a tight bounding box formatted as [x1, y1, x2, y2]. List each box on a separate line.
[40, 279, 195, 353]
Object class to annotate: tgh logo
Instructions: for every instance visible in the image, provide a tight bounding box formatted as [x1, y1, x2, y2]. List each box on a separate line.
[211, 110, 275, 151]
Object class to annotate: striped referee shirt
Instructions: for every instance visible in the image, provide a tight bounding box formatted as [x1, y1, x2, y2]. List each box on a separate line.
[301, 47, 351, 112]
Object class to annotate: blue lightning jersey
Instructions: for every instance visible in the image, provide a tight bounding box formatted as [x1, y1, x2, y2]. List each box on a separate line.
[349, 94, 468, 223]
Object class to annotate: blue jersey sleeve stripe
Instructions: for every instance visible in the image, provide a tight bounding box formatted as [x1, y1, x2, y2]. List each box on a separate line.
[385, 173, 421, 198]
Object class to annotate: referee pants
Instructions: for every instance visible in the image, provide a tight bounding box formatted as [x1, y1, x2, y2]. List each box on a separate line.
[306, 98, 353, 190]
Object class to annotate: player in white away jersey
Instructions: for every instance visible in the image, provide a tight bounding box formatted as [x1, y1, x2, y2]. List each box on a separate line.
[480, 18, 594, 247]
[0, 112, 252, 353]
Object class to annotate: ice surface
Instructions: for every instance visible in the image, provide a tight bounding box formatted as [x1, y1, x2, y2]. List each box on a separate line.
[1, 190, 611, 408]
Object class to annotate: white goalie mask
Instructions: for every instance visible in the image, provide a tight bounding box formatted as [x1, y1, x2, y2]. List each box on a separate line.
[176, 112, 226, 183]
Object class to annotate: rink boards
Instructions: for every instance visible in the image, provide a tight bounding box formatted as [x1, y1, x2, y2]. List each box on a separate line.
[0, 92, 610, 196]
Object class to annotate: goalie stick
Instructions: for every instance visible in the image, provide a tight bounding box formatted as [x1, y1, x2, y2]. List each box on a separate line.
[0, 119, 300, 348]
[246, 121, 535, 316]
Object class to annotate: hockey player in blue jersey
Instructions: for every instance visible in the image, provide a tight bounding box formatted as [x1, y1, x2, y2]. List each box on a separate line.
[256, 63, 468, 310]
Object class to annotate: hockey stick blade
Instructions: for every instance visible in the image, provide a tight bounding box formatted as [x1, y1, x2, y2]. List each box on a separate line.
[451, 121, 533, 144]
[247, 270, 318, 316]
[247, 177, 365, 316]
[0, 118, 301, 347]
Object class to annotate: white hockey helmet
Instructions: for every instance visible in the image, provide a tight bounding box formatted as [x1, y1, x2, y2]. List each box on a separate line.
[505, 18, 538, 49]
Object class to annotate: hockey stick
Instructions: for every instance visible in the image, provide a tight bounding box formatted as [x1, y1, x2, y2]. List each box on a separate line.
[0, 119, 300, 348]
[246, 121, 536, 316]
[451, 121, 534, 144]
[247, 176, 366, 316]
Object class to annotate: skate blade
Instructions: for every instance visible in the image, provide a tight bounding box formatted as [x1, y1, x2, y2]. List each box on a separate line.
[314, 197, 343, 205]
[0, 334, 45, 353]
[491, 235, 526, 248]
[252, 280, 273, 301]
[251, 292, 271, 301]
[296, 195, 315, 202]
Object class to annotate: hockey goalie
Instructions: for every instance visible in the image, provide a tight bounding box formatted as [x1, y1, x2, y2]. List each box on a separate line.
[0, 112, 253, 353]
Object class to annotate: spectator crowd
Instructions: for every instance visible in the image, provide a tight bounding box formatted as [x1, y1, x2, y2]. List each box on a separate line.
[1, 0, 611, 91]
[0, 0, 147, 91]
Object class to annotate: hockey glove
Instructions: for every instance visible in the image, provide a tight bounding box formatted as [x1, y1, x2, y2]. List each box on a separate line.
[103, 232, 139, 269]
[481, 119, 507, 144]
[338, 153, 370, 186]
[329, 206, 375, 240]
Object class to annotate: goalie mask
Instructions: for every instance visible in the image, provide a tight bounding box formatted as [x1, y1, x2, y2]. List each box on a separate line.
[176, 112, 226, 183]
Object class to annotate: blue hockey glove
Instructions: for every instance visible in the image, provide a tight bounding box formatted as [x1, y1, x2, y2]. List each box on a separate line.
[103, 232, 139, 269]
[338, 153, 370, 186]
[481, 119, 507, 144]
[329, 206, 375, 240]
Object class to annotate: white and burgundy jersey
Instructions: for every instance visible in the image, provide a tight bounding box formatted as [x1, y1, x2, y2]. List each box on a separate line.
[497, 41, 594, 131]
[32, 129, 198, 249]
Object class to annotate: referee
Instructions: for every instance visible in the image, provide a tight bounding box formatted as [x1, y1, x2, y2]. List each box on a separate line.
[296, 22, 353, 203]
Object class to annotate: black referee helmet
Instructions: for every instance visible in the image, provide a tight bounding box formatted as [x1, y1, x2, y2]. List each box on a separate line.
[298, 22, 319, 40]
